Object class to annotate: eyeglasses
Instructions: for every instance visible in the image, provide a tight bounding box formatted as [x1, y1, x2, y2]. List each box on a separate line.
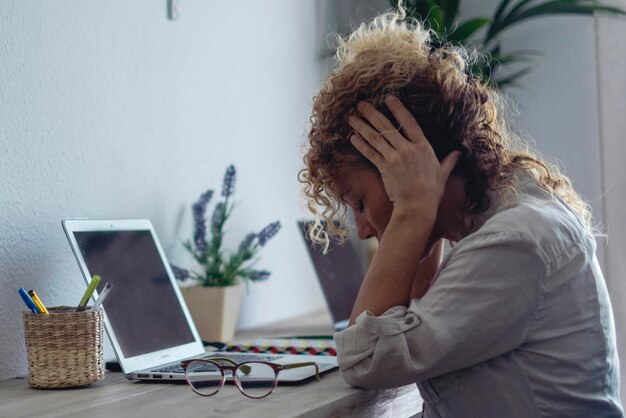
[181, 357, 320, 399]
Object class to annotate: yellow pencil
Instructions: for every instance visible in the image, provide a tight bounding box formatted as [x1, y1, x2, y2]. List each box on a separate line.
[28, 290, 49, 315]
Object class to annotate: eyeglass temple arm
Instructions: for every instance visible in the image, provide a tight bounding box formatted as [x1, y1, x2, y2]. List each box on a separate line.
[281, 362, 320, 381]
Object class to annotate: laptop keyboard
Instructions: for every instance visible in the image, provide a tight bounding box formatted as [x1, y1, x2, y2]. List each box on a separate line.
[151, 353, 281, 374]
[152, 364, 185, 374]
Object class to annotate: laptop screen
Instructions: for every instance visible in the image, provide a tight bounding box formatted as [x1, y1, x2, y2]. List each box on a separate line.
[72, 229, 195, 358]
[298, 221, 363, 327]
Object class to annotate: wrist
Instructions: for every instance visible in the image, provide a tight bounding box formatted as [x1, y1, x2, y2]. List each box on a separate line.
[391, 202, 438, 224]
[379, 203, 436, 253]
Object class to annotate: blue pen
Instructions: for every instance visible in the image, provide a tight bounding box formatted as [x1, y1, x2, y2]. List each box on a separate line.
[18, 288, 39, 313]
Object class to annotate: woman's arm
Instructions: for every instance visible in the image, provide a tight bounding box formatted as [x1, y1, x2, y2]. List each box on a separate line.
[335, 232, 544, 389]
[411, 239, 444, 300]
[348, 204, 434, 324]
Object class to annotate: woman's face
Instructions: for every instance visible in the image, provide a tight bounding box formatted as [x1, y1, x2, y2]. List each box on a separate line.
[336, 167, 393, 242]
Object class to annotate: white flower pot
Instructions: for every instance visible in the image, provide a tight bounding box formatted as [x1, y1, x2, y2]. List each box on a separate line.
[181, 283, 243, 343]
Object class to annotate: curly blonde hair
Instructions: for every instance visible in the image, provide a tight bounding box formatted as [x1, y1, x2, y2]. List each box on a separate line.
[299, 9, 593, 247]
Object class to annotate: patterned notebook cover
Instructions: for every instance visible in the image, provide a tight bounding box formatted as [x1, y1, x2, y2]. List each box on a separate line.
[225, 338, 337, 356]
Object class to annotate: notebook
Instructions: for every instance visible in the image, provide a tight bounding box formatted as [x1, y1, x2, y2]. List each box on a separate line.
[298, 220, 364, 331]
[62, 219, 337, 383]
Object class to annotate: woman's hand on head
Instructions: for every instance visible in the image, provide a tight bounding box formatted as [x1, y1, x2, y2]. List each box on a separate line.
[348, 95, 460, 217]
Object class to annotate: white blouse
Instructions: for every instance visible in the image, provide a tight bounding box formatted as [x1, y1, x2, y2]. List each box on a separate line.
[334, 180, 623, 417]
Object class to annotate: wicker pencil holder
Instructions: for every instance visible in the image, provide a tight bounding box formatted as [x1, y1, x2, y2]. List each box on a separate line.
[22, 306, 105, 389]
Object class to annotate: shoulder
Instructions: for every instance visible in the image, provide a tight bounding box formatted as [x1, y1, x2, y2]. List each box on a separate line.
[458, 181, 590, 265]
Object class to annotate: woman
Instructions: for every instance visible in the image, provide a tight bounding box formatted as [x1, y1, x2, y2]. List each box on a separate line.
[299, 9, 622, 418]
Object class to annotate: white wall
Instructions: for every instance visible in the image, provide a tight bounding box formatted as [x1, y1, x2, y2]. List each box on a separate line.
[498, 17, 607, 264]
[0, 0, 328, 380]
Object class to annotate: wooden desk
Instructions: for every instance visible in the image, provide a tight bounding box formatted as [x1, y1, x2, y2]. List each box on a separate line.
[0, 310, 422, 418]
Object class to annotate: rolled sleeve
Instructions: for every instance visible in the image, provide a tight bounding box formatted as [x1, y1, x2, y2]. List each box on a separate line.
[334, 231, 545, 390]
[334, 306, 421, 370]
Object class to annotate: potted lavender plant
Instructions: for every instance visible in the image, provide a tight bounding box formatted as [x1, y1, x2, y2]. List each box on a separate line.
[171, 165, 281, 342]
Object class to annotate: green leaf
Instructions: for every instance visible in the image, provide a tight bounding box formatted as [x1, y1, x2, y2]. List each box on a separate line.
[492, 54, 533, 66]
[494, 49, 539, 61]
[489, 43, 501, 56]
[493, 66, 533, 88]
[494, 1, 626, 39]
[440, 0, 460, 29]
[493, 0, 518, 23]
[391, 0, 625, 89]
[447, 18, 491, 43]
[487, 0, 537, 42]
[504, 0, 547, 21]
[425, 0, 445, 32]
[518, 2, 625, 22]
[414, 0, 435, 23]
[488, 44, 539, 65]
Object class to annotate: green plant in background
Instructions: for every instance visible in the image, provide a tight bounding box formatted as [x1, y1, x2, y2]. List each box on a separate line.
[171, 165, 281, 287]
[391, 0, 625, 88]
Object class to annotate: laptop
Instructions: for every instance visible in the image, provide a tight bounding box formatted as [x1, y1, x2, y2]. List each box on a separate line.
[297, 220, 364, 331]
[62, 218, 337, 383]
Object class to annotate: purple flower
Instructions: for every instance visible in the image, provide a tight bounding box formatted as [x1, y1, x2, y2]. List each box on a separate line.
[170, 264, 190, 281]
[192, 190, 213, 222]
[222, 165, 236, 198]
[249, 270, 271, 282]
[194, 223, 207, 253]
[211, 202, 226, 236]
[192, 190, 213, 253]
[238, 233, 256, 252]
[257, 221, 281, 247]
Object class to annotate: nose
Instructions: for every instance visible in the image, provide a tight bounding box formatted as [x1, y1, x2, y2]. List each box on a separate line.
[354, 211, 376, 240]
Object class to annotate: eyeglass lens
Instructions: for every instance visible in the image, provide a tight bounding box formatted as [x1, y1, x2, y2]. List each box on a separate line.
[235, 362, 277, 398]
[185, 360, 224, 396]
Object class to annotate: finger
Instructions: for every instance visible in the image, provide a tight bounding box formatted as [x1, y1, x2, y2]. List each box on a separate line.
[384, 95, 427, 144]
[356, 102, 407, 149]
[350, 133, 384, 168]
[440, 150, 462, 179]
[348, 115, 395, 157]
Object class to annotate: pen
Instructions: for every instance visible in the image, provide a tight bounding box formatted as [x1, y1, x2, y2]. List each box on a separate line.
[18, 288, 39, 313]
[27, 290, 49, 315]
[92, 282, 112, 309]
[76, 275, 101, 312]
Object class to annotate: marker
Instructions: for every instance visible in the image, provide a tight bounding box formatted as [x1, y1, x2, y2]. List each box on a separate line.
[27, 290, 49, 315]
[18, 288, 39, 313]
[92, 282, 113, 309]
[76, 275, 101, 312]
